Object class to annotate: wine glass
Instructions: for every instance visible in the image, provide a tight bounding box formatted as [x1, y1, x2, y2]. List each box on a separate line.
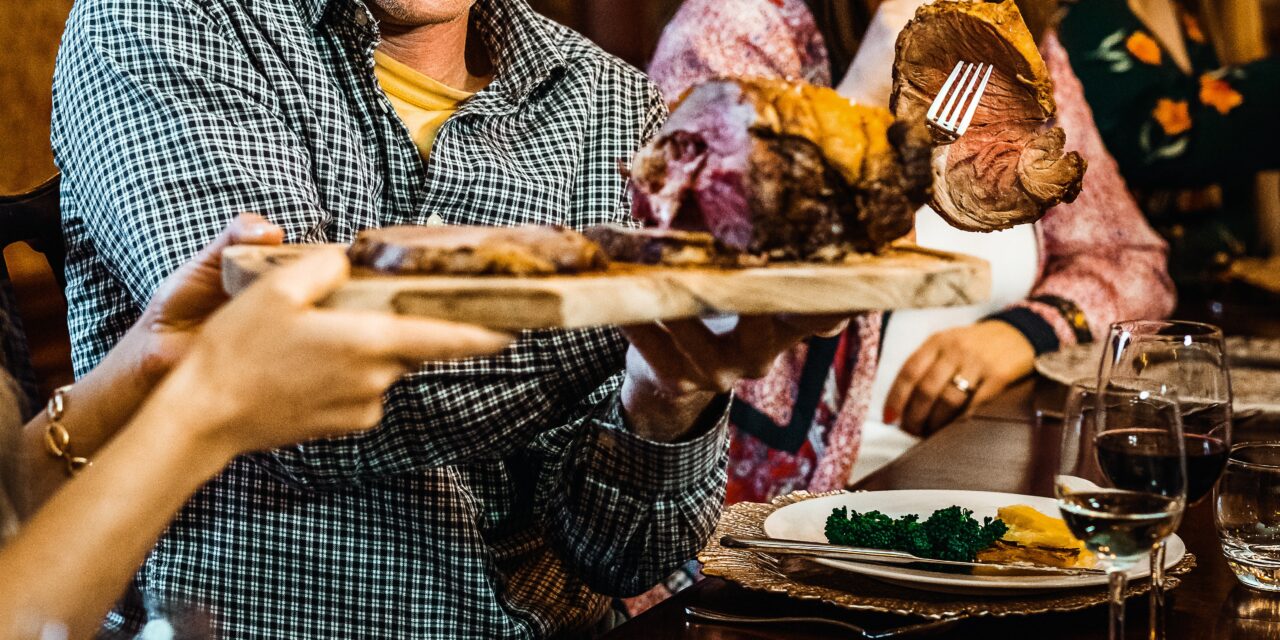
[1098, 320, 1231, 639]
[1056, 378, 1187, 640]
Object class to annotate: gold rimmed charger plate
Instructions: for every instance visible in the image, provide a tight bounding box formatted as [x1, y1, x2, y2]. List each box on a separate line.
[697, 490, 1196, 620]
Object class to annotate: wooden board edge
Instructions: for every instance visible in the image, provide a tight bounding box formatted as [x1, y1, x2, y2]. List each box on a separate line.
[222, 243, 992, 329]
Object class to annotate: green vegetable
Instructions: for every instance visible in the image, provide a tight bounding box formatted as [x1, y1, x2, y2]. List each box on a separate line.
[824, 505, 1009, 562]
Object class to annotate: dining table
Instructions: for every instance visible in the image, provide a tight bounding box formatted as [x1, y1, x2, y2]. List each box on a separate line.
[603, 288, 1280, 640]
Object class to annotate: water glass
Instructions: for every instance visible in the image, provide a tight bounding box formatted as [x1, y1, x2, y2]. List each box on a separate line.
[1216, 443, 1280, 591]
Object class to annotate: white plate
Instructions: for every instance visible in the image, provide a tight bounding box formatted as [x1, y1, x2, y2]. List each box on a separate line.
[1034, 337, 1280, 414]
[762, 489, 1186, 596]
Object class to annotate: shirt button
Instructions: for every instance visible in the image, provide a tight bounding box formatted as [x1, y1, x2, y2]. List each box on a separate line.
[355, 9, 369, 26]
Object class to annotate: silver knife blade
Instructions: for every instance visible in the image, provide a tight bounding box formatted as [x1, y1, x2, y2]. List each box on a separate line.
[720, 535, 1106, 576]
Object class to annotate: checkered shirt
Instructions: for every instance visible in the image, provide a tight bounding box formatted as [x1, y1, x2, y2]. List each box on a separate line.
[52, 0, 730, 637]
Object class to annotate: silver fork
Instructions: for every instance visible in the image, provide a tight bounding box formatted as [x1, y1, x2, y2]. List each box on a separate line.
[925, 60, 993, 144]
[685, 607, 961, 639]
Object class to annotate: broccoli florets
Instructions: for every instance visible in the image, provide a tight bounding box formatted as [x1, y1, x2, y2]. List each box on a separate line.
[824, 507, 897, 549]
[890, 513, 931, 557]
[824, 505, 1009, 562]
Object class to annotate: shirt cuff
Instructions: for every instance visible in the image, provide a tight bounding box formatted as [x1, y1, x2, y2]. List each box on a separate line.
[986, 307, 1061, 356]
[585, 392, 731, 496]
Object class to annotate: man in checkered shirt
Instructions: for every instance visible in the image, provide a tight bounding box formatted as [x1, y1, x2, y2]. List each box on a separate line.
[52, 0, 844, 637]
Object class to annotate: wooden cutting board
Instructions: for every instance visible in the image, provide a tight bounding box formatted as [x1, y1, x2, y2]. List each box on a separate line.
[222, 243, 991, 329]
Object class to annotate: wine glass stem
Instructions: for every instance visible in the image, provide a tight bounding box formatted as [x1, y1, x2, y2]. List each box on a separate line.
[1149, 541, 1167, 640]
[1108, 566, 1129, 640]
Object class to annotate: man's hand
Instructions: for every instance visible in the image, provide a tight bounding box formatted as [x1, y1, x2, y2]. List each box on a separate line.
[620, 314, 848, 442]
[884, 320, 1035, 437]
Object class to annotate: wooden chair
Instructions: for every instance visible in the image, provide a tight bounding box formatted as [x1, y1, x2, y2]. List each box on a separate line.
[0, 173, 71, 404]
[0, 174, 64, 288]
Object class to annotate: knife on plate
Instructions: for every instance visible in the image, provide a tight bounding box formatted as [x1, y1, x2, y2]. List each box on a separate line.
[720, 535, 1106, 576]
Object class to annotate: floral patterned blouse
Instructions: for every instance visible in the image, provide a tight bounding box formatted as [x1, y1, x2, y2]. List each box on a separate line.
[647, 0, 1176, 506]
[1059, 0, 1280, 287]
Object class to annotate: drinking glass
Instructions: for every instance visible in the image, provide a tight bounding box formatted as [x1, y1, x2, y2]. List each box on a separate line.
[1215, 443, 1280, 591]
[1056, 378, 1187, 640]
[1098, 320, 1231, 640]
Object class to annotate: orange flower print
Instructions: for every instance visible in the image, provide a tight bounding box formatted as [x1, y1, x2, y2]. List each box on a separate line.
[1153, 99, 1192, 136]
[1126, 31, 1162, 66]
[1199, 74, 1243, 114]
[1181, 13, 1206, 44]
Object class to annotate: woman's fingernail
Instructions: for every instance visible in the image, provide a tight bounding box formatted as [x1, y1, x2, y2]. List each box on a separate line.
[883, 407, 897, 424]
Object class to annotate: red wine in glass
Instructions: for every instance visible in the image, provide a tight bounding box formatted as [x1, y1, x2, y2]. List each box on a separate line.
[1096, 428, 1228, 503]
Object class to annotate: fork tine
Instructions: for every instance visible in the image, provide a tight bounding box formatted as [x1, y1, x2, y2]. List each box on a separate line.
[953, 64, 993, 136]
[926, 61, 966, 123]
[943, 62, 985, 130]
[937, 62, 977, 131]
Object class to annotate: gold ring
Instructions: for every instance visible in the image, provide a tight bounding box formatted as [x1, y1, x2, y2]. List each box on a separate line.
[950, 374, 974, 395]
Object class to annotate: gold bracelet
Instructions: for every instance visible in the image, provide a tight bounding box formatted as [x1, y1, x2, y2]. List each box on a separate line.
[43, 385, 91, 476]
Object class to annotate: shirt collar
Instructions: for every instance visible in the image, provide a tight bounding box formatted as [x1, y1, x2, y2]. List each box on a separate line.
[469, 0, 568, 109]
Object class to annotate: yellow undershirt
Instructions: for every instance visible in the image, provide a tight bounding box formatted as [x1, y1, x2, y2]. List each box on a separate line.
[373, 50, 476, 161]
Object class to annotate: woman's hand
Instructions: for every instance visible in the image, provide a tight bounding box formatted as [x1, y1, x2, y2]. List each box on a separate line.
[884, 320, 1035, 436]
[146, 248, 514, 457]
[0, 246, 507, 640]
[0, 247, 512, 640]
[8, 216, 286, 517]
[132, 214, 284, 384]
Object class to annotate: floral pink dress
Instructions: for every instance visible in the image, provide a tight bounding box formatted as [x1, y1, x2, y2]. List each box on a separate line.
[647, 0, 1177, 505]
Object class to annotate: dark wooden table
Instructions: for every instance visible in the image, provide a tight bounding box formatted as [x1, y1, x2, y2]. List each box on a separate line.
[605, 317, 1280, 638]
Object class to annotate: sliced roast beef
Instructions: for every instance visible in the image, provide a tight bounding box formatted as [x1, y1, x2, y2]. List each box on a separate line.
[582, 225, 766, 268]
[629, 78, 933, 259]
[891, 0, 1085, 231]
[348, 225, 609, 276]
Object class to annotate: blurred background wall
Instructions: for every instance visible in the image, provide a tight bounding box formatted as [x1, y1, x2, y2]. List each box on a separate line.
[530, 0, 683, 67]
[1267, 0, 1280, 48]
[0, 2, 71, 194]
